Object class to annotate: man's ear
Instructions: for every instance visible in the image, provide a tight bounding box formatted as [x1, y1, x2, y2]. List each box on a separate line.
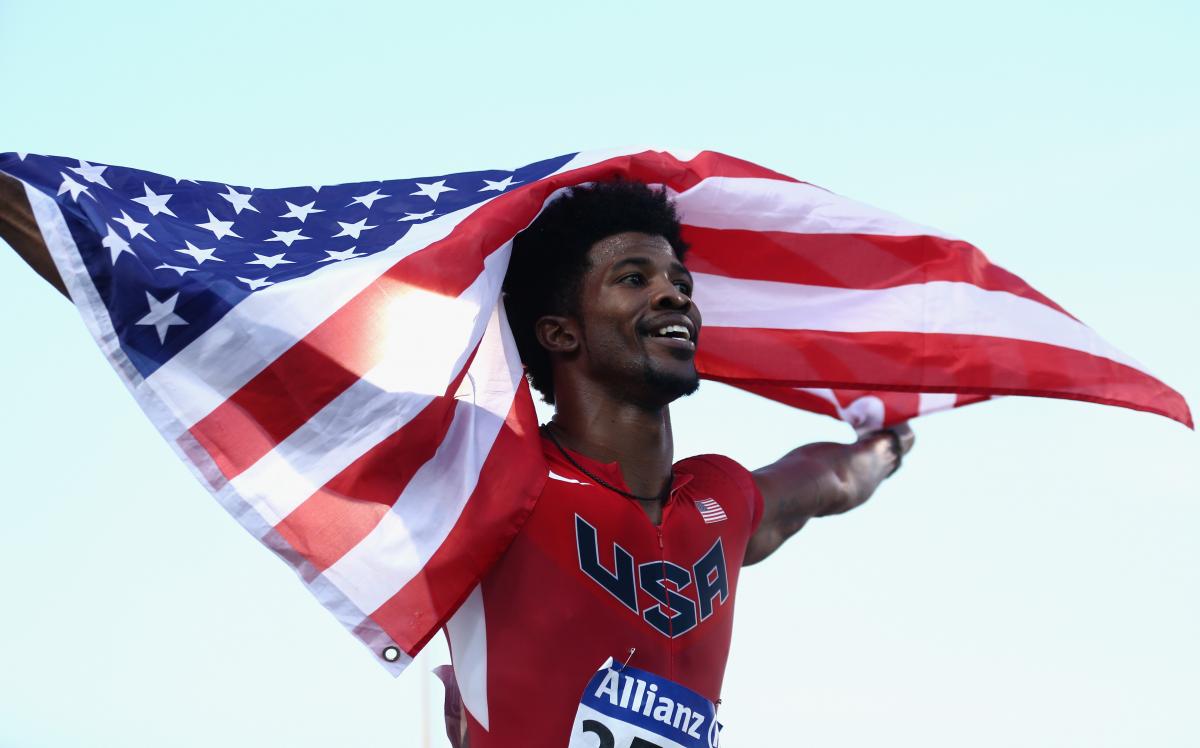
[535, 315, 580, 354]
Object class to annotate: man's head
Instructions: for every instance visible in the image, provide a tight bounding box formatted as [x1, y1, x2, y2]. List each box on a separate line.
[503, 181, 700, 409]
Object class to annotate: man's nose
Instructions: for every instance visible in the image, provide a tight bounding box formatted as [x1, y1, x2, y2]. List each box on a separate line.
[650, 277, 691, 310]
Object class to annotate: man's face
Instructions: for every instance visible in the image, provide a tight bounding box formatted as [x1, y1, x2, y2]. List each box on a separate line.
[572, 231, 702, 408]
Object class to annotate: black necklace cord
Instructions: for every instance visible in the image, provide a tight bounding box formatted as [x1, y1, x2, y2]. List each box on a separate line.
[541, 425, 669, 504]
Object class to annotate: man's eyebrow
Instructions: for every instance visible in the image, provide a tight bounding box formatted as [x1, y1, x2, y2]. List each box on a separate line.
[610, 256, 692, 277]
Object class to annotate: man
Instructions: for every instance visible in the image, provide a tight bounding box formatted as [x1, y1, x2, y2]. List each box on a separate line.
[434, 181, 913, 746]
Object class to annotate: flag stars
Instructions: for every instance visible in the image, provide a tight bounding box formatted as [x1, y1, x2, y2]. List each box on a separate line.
[411, 180, 455, 202]
[348, 188, 390, 210]
[175, 240, 224, 265]
[218, 185, 259, 214]
[196, 210, 241, 240]
[155, 263, 195, 276]
[247, 252, 295, 269]
[69, 160, 110, 188]
[480, 176, 520, 192]
[57, 172, 91, 201]
[101, 225, 135, 264]
[237, 276, 274, 291]
[319, 247, 366, 263]
[136, 291, 188, 343]
[265, 229, 310, 247]
[279, 200, 324, 222]
[333, 218, 377, 240]
[113, 210, 154, 241]
[401, 209, 435, 222]
[132, 183, 176, 217]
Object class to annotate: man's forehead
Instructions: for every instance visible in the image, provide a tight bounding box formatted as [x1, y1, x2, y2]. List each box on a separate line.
[587, 231, 682, 268]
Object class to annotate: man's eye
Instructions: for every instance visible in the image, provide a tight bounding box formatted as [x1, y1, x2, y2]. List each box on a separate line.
[675, 282, 692, 295]
[619, 273, 645, 285]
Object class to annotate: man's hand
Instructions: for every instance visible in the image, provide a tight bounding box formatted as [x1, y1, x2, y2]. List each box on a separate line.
[0, 172, 67, 297]
[744, 423, 915, 565]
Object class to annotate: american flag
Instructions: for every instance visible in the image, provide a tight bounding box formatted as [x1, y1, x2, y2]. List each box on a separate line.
[0, 148, 1189, 674]
[694, 498, 728, 524]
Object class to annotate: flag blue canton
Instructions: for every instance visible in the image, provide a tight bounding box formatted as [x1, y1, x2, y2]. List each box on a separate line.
[0, 152, 575, 377]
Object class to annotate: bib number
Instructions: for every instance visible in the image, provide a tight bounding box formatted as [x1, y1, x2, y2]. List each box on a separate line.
[580, 719, 683, 748]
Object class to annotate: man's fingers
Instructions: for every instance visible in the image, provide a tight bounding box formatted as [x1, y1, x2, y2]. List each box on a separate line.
[0, 172, 67, 297]
[890, 422, 915, 455]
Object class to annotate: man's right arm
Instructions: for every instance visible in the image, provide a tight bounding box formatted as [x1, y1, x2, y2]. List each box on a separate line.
[743, 424, 914, 565]
[0, 172, 67, 297]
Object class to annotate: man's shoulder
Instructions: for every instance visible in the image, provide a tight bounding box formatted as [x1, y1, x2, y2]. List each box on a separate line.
[676, 452, 752, 478]
[676, 453, 764, 532]
[675, 453, 757, 501]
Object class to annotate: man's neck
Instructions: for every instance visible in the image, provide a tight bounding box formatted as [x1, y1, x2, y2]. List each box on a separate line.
[548, 392, 674, 502]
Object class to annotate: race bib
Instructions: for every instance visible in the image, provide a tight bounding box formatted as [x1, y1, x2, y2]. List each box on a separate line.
[567, 659, 722, 748]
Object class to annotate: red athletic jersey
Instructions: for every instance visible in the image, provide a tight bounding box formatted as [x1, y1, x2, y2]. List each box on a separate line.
[443, 436, 764, 747]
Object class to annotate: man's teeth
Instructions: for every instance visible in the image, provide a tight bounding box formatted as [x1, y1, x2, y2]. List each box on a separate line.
[654, 325, 691, 340]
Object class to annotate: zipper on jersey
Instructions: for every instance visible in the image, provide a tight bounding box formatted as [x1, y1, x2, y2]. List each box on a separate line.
[656, 523, 675, 680]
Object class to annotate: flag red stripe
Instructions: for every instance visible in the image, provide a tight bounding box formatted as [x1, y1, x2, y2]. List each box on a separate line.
[672, 150, 802, 185]
[683, 227, 1073, 317]
[698, 327, 1192, 427]
[189, 152, 800, 480]
[273, 346, 481, 574]
[368, 383, 546, 654]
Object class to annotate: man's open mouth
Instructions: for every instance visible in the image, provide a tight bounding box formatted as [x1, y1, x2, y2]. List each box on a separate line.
[652, 324, 692, 341]
[643, 321, 696, 350]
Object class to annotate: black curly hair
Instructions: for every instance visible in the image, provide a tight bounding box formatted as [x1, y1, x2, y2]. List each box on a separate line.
[503, 181, 689, 404]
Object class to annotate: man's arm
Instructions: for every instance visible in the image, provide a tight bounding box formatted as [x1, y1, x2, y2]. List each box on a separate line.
[0, 172, 67, 297]
[744, 424, 915, 565]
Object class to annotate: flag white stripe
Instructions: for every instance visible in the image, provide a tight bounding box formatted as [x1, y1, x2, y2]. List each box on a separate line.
[672, 176, 957, 240]
[445, 584, 490, 729]
[321, 301, 525, 614]
[229, 249, 510, 525]
[693, 273, 1146, 372]
[918, 392, 959, 416]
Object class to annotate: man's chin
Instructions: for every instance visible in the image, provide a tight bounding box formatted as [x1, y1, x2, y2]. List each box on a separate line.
[642, 364, 700, 405]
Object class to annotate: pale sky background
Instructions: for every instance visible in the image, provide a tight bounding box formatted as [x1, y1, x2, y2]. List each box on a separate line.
[0, 1, 1196, 746]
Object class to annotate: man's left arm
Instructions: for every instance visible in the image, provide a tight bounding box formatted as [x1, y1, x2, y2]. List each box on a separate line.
[744, 424, 915, 565]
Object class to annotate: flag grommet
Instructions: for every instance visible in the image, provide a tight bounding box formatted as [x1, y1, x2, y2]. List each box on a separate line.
[381, 646, 401, 662]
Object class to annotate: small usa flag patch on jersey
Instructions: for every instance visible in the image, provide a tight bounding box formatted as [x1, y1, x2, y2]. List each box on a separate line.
[694, 498, 727, 524]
